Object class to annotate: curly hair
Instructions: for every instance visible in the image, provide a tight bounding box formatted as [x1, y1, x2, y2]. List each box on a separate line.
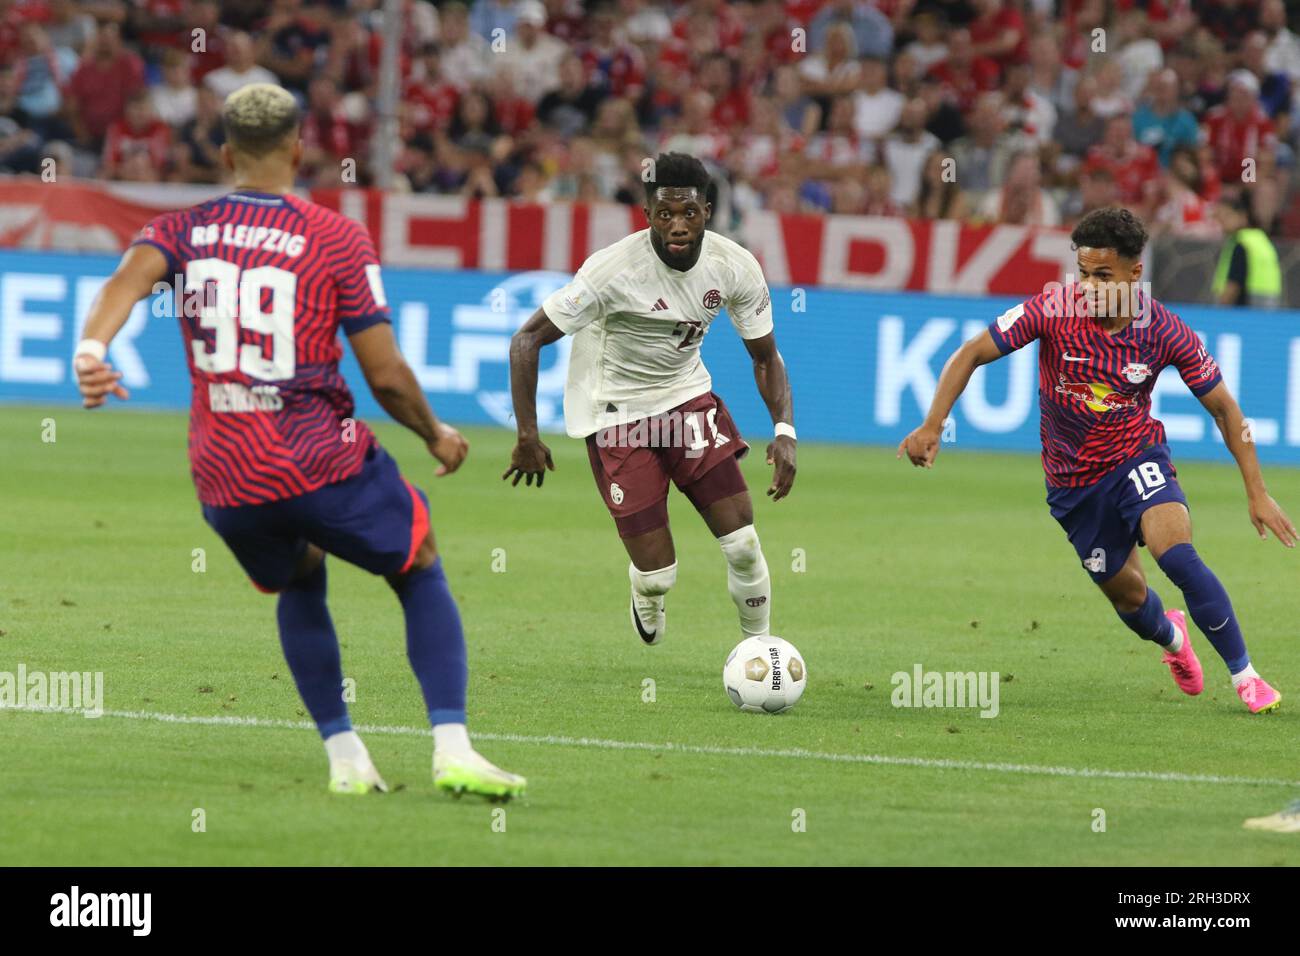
[1070, 207, 1149, 260]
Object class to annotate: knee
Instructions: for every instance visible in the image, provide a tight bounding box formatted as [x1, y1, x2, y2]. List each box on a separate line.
[718, 524, 763, 573]
[1154, 542, 1199, 583]
[387, 530, 438, 589]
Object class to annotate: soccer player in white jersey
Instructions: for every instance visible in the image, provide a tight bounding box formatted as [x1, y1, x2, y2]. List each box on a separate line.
[504, 152, 797, 644]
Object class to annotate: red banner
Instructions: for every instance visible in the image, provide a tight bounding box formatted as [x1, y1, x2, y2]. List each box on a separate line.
[0, 178, 1073, 295]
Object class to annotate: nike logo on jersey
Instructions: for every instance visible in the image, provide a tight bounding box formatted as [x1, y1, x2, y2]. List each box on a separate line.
[1138, 485, 1167, 501]
[1062, 352, 1090, 362]
[649, 297, 669, 312]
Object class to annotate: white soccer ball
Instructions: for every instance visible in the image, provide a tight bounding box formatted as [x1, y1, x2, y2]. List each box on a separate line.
[723, 636, 807, 714]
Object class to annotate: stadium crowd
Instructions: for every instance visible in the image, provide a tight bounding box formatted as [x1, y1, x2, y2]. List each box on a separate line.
[2, 0, 1299, 237]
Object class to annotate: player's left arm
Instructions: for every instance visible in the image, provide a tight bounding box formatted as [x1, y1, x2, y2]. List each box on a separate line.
[742, 331, 797, 501]
[1197, 382, 1297, 547]
[75, 243, 169, 408]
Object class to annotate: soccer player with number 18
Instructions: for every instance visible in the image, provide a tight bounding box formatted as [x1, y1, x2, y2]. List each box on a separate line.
[900, 208, 1296, 714]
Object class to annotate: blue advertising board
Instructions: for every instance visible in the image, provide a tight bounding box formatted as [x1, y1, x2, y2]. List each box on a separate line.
[1, 250, 1298, 465]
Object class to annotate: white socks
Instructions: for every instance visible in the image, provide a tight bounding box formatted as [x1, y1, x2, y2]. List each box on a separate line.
[1231, 663, 1260, 688]
[434, 722, 472, 757]
[718, 524, 770, 637]
[324, 730, 371, 765]
[630, 561, 677, 598]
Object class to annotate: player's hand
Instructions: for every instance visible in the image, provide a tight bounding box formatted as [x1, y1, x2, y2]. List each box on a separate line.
[1248, 493, 1298, 548]
[502, 436, 554, 488]
[73, 354, 130, 408]
[897, 423, 942, 468]
[766, 435, 796, 501]
[427, 423, 469, 477]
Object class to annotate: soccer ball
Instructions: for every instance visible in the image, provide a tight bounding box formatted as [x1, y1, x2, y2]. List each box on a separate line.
[723, 636, 807, 714]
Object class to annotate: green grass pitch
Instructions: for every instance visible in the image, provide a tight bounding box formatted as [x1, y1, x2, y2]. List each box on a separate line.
[1, 403, 1298, 866]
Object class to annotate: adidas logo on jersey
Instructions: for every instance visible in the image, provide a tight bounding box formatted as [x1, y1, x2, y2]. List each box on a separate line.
[649, 297, 669, 312]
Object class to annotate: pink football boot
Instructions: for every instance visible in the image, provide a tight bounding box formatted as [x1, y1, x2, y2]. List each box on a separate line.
[1161, 610, 1203, 696]
[1236, 677, 1282, 715]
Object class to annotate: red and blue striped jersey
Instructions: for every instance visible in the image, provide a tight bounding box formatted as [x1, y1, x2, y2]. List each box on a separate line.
[987, 286, 1223, 488]
[130, 190, 391, 507]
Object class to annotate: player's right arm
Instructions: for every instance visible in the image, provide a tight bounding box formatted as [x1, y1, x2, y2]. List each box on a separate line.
[75, 243, 170, 408]
[503, 308, 564, 487]
[897, 329, 1004, 468]
[350, 322, 468, 477]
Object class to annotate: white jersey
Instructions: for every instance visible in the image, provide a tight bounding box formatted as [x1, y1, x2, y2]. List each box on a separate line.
[541, 228, 774, 438]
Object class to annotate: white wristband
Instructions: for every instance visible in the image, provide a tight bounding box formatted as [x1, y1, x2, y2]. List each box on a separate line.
[74, 338, 107, 362]
[774, 422, 797, 441]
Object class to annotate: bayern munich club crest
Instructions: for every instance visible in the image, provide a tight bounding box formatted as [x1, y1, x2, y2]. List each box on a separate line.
[702, 289, 722, 310]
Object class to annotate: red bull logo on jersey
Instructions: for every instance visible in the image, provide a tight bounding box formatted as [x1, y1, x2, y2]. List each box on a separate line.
[1054, 374, 1137, 413]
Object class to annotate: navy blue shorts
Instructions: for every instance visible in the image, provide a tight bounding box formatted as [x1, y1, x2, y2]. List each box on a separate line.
[1046, 443, 1189, 583]
[201, 444, 430, 593]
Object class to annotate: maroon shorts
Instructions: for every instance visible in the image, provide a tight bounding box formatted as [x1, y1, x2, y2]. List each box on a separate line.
[585, 391, 750, 538]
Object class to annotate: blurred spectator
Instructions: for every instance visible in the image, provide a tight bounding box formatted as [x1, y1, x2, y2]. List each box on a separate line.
[301, 74, 371, 184]
[151, 49, 198, 129]
[1203, 70, 1277, 185]
[581, 2, 646, 100]
[1150, 145, 1221, 238]
[798, 22, 861, 99]
[187, 0, 230, 85]
[881, 97, 940, 206]
[496, 0, 566, 102]
[621, 0, 672, 45]
[512, 158, 556, 201]
[977, 150, 1060, 226]
[12, 23, 77, 139]
[536, 53, 604, 137]
[913, 149, 970, 220]
[1213, 192, 1282, 307]
[0, 66, 45, 174]
[903, 12, 948, 77]
[45, 0, 96, 58]
[918, 73, 964, 143]
[544, 0, 590, 45]
[861, 163, 900, 215]
[66, 22, 145, 149]
[405, 44, 460, 134]
[1082, 114, 1160, 213]
[1056, 74, 1105, 164]
[1115, 9, 1162, 102]
[258, 0, 333, 94]
[772, 63, 820, 140]
[204, 32, 278, 101]
[698, 52, 748, 132]
[805, 93, 871, 178]
[947, 91, 1022, 193]
[1000, 61, 1054, 144]
[808, 0, 893, 60]
[1086, 59, 1134, 121]
[926, 27, 998, 113]
[172, 85, 225, 183]
[1198, 0, 1259, 47]
[1063, 166, 1119, 223]
[1133, 69, 1199, 167]
[1026, 33, 1076, 124]
[470, 0, 520, 41]
[1259, 0, 1300, 84]
[102, 90, 171, 182]
[1239, 31, 1291, 120]
[658, 88, 729, 162]
[440, 2, 492, 91]
[851, 55, 902, 140]
[968, 0, 1026, 70]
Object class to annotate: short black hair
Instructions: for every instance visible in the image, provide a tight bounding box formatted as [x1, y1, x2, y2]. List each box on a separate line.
[1070, 207, 1148, 260]
[643, 151, 711, 205]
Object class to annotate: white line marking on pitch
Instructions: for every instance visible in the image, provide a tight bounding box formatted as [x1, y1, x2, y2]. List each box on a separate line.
[6, 705, 1298, 788]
